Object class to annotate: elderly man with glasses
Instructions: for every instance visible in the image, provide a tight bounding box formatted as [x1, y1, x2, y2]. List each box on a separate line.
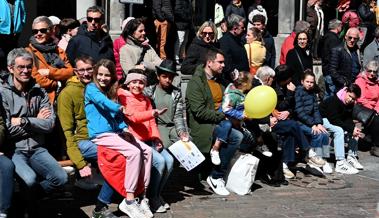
[66, 6, 114, 66]
[329, 27, 362, 92]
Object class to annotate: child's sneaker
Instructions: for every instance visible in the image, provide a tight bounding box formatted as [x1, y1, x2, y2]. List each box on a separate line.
[119, 199, 145, 218]
[210, 149, 221, 165]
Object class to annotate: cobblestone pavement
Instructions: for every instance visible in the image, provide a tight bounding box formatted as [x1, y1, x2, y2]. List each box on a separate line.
[9, 151, 379, 218]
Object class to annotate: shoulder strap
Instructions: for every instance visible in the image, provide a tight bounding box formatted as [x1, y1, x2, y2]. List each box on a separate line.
[294, 49, 305, 72]
[136, 46, 148, 65]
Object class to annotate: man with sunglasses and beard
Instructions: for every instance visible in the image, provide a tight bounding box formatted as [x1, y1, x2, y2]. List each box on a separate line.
[66, 6, 114, 66]
[329, 27, 362, 92]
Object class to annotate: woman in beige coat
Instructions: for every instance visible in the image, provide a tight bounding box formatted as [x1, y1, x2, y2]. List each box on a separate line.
[120, 18, 162, 85]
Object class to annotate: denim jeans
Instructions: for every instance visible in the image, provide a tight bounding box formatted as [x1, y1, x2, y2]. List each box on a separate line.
[12, 147, 67, 193]
[322, 118, 345, 160]
[78, 140, 114, 204]
[147, 141, 174, 198]
[299, 124, 330, 157]
[0, 155, 14, 214]
[323, 75, 336, 100]
[214, 120, 232, 143]
[272, 119, 311, 163]
[211, 128, 243, 179]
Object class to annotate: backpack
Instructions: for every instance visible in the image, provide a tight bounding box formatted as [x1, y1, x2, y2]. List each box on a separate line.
[225, 151, 259, 195]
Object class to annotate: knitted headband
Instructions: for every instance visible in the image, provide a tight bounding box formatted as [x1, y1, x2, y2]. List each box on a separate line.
[124, 72, 147, 85]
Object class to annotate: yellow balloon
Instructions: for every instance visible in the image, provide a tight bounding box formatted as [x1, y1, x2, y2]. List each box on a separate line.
[244, 85, 277, 119]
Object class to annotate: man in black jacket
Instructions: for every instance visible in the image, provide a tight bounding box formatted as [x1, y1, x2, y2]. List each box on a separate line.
[66, 6, 114, 65]
[153, 0, 174, 60]
[329, 27, 361, 92]
[219, 14, 249, 86]
[321, 19, 342, 99]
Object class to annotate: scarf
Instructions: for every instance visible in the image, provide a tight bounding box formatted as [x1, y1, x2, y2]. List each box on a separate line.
[336, 87, 347, 104]
[30, 36, 65, 68]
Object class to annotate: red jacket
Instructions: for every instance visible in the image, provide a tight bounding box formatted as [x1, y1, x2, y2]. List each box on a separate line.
[97, 146, 144, 197]
[355, 73, 379, 113]
[117, 88, 161, 141]
[279, 32, 296, 65]
[113, 36, 126, 80]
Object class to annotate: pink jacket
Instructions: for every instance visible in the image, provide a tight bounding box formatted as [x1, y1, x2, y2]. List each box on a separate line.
[355, 73, 379, 113]
[113, 36, 126, 80]
[280, 32, 296, 65]
[117, 88, 161, 141]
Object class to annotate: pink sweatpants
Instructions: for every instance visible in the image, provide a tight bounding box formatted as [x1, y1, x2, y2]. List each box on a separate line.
[92, 132, 152, 193]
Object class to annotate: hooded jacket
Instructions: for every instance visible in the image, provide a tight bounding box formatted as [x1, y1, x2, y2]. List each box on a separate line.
[355, 73, 379, 113]
[57, 76, 89, 169]
[0, 74, 55, 151]
[66, 24, 115, 66]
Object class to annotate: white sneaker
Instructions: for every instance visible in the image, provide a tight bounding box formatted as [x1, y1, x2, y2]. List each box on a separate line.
[0, 213, 7, 218]
[335, 160, 359, 174]
[150, 197, 166, 213]
[139, 198, 154, 218]
[210, 149, 221, 165]
[62, 166, 75, 175]
[119, 199, 145, 218]
[322, 162, 333, 174]
[347, 155, 364, 170]
[159, 196, 170, 210]
[206, 176, 230, 196]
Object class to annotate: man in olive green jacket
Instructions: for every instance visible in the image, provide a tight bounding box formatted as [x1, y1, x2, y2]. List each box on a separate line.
[186, 49, 243, 196]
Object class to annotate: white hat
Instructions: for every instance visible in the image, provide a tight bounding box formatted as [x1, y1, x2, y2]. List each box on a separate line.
[121, 17, 135, 31]
[48, 16, 61, 25]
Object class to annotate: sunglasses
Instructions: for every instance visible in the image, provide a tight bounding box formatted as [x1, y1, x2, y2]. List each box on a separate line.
[32, 28, 49, 35]
[87, 16, 102, 23]
[201, 31, 215, 38]
[347, 36, 359, 41]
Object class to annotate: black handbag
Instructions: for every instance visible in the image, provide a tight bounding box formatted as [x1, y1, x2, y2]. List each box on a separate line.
[352, 104, 376, 126]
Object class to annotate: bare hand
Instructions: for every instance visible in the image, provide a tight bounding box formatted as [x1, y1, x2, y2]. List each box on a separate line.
[79, 165, 92, 178]
[38, 68, 50, 76]
[134, 64, 145, 70]
[317, 124, 328, 133]
[11, 117, 21, 126]
[278, 111, 290, 120]
[269, 116, 278, 127]
[153, 108, 168, 117]
[287, 82, 296, 91]
[353, 127, 362, 138]
[37, 108, 51, 119]
[311, 125, 321, 135]
[179, 132, 189, 142]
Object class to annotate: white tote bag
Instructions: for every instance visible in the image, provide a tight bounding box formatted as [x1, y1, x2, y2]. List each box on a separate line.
[226, 153, 259, 195]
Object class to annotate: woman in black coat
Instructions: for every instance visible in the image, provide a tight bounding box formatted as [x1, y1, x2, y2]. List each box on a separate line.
[286, 31, 313, 86]
[181, 21, 219, 75]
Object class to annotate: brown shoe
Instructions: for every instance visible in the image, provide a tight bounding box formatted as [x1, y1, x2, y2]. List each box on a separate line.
[370, 146, 379, 157]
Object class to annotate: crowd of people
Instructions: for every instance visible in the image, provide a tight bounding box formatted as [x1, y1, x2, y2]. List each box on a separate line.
[1, 0, 379, 218]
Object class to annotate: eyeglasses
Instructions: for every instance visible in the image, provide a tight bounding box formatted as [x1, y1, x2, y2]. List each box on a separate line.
[347, 36, 359, 41]
[201, 31, 215, 38]
[32, 28, 49, 35]
[87, 16, 102, 23]
[76, 67, 94, 73]
[14, 64, 33, 71]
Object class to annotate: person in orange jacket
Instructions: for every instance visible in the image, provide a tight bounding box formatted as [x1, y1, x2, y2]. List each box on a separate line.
[26, 16, 73, 104]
